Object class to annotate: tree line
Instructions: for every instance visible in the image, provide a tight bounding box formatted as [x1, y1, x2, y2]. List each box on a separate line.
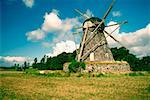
[12, 47, 149, 71]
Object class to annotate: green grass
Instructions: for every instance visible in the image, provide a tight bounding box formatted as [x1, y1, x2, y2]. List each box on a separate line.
[0, 71, 150, 100]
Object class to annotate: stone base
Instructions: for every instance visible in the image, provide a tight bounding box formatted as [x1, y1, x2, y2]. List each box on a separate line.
[63, 61, 130, 73]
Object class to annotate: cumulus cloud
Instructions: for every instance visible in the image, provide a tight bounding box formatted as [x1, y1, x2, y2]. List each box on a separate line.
[42, 10, 62, 32]
[42, 10, 81, 33]
[105, 21, 150, 57]
[105, 21, 120, 47]
[26, 9, 82, 44]
[26, 29, 46, 41]
[46, 40, 79, 57]
[22, 0, 34, 8]
[112, 11, 121, 17]
[0, 56, 32, 67]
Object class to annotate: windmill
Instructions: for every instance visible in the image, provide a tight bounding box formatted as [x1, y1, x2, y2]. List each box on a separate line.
[74, 0, 128, 62]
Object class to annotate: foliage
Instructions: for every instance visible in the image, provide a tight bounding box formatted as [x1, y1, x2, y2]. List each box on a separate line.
[111, 47, 150, 71]
[68, 60, 86, 73]
[30, 51, 76, 70]
[46, 51, 76, 70]
[11, 47, 149, 71]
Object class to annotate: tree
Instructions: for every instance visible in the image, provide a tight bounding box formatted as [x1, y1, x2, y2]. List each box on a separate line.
[140, 56, 150, 71]
[22, 61, 28, 70]
[111, 47, 150, 71]
[111, 47, 129, 61]
[32, 58, 38, 68]
[34, 58, 37, 64]
[40, 55, 46, 64]
[45, 51, 77, 70]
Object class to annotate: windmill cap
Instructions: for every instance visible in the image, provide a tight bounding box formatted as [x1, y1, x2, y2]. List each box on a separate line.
[83, 17, 105, 31]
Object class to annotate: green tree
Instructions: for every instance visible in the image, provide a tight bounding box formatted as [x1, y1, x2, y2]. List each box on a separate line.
[140, 56, 150, 71]
[34, 58, 37, 64]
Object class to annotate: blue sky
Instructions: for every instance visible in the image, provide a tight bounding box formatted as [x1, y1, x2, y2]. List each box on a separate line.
[0, 0, 150, 66]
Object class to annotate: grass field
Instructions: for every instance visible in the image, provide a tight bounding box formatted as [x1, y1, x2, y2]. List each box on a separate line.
[0, 71, 150, 100]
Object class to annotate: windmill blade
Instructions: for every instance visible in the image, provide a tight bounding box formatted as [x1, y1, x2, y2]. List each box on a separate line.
[84, 19, 105, 46]
[104, 30, 127, 48]
[77, 28, 89, 61]
[102, 0, 115, 20]
[105, 21, 128, 27]
[74, 9, 90, 19]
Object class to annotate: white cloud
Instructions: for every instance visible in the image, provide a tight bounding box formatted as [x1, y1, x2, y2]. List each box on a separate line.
[26, 29, 46, 41]
[42, 11, 62, 32]
[105, 21, 120, 47]
[112, 11, 121, 17]
[46, 40, 79, 57]
[0, 56, 32, 67]
[105, 21, 150, 57]
[22, 0, 34, 8]
[27, 9, 82, 44]
[42, 10, 81, 34]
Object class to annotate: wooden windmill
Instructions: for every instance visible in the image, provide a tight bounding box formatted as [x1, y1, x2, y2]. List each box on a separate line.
[75, 0, 127, 62]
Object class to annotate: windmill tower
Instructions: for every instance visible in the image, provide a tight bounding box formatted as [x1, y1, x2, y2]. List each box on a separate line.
[64, 0, 130, 73]
[75, 0, 127, 62]
[78, 17, 114, 62]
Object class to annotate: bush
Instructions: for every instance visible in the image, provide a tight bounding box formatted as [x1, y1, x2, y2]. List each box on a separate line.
[68, 60, 86, 73]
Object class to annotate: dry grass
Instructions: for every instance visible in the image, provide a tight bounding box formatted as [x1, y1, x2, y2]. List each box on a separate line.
[0, 71, 150, 100]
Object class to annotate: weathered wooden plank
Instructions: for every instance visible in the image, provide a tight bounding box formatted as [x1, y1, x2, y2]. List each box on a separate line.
[77, 28, 88, 61]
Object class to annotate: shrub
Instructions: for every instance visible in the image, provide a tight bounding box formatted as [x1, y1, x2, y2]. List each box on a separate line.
[68, 60, 86, 73]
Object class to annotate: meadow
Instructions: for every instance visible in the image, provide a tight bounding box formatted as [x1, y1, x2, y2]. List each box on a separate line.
[0, 71, 150, 100]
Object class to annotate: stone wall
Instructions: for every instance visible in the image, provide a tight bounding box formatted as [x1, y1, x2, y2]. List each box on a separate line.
[63, 61, 130, 73]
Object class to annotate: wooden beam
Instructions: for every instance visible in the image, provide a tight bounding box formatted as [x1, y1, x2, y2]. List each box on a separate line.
[104, 30, 127, 49]
[105, 21, 128, 27]
[74, 9, 90, 19]
[84, 19, 105, 46]
[81, 42, 106, 61]
[77, 28, 88, 61]
[102, 0, 115, 20]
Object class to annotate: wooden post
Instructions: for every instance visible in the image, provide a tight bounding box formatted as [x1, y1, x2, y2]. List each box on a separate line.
[84, 19, 104, 46]
[77, 28, 88, 61]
